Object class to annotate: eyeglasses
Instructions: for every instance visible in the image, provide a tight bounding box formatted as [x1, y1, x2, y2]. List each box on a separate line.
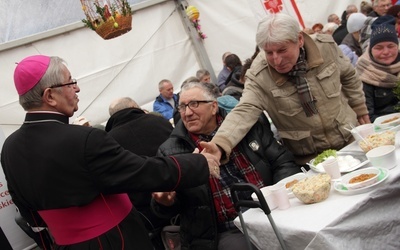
[49, 79, 78, 89]
[378, 3, 392, 8]
[177, 100, 214, 113]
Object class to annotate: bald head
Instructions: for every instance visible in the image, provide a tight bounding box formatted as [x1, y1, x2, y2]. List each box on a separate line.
[109, 97, 140, 116]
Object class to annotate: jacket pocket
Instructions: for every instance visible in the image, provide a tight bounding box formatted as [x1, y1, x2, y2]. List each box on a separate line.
[278, 130, 316, 156]
[316, 63, 341, 98]
[271, 86, 303, 116]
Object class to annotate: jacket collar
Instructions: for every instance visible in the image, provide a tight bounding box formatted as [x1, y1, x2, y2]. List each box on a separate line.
[25, 112, 69, 124]
[105, 108, 145, 132]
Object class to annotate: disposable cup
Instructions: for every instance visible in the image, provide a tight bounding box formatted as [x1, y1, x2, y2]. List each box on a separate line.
[351, 124, 374, 142]
[322, 158, 341, 180]
[270, 182, 290, 210]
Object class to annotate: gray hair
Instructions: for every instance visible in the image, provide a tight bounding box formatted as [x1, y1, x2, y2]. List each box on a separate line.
[19, 56, 66, 111]
[256, 13, 301, 49]
[196, 69, 210, 81]
[109, 97, 140, 116]
[180, 82, 217, 101]
[158, 79, 171, 90]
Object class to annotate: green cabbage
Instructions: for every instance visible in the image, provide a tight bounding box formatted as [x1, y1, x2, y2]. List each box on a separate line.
[313, 149, 337, 165]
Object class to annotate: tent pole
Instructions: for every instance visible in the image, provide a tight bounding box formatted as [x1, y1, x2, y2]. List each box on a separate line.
[174, 0, 217, 84]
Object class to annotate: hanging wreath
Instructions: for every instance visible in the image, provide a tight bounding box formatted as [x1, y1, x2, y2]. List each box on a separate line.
[81, 0, 133, 40]
[186, 6, 207, 40]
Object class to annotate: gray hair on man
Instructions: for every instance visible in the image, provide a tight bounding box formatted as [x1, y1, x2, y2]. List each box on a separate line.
[20, 57, 66, 110]
[255, 13, 301, 48]
[109, 97, 140, 116]
[180, 82, 217, 101]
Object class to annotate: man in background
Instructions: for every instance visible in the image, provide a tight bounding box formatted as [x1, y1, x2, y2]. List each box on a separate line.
[153, 79, 178, 120]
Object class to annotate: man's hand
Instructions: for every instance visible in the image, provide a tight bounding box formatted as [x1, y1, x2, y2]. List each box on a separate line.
[193, 147, 220, 178]
[199, 141, 222, 161]
[358, 114, 371, 125]
[152, 192, 176, 206]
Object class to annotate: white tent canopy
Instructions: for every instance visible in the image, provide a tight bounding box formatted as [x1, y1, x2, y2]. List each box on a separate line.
[0, 0, 365, 137]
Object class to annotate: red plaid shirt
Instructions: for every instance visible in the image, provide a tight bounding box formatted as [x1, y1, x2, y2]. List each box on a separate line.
[190, 115, 264, 223]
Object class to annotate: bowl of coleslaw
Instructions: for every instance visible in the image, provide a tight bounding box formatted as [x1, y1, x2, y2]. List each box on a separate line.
[358, 130, 395, 153]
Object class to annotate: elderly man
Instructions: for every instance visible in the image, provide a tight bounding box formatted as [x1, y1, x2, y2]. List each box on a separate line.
[203, 13, 369, 166]
[1, 55, 219, 249]
[152, 82, 300, 250]
[153, 79, 179, 120]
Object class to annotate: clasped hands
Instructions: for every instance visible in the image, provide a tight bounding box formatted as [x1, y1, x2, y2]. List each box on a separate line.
[153, 142, 222, 206]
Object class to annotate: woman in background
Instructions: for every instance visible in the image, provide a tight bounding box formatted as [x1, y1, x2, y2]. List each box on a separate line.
[356, 16, 400, 122]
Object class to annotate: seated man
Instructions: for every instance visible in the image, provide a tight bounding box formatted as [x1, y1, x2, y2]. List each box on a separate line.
[152, 82, 301, 250]
[153, 79, 178, 120]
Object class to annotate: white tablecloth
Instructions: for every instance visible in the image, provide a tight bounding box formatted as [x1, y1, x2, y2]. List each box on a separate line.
[234, 141, 400, 250]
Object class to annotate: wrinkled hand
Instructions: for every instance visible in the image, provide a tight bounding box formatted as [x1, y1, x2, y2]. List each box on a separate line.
[152, 191, 176, 206]
[358, 114, 371, 125]
[193, 148, 221, 179]
[199, 141, 222, 161]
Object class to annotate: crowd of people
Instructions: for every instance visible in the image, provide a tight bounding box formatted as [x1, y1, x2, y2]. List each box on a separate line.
[2, 1, 400, 249]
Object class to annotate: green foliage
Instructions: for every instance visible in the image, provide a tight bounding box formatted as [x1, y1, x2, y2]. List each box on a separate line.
[313, 149, 337, 165]
[394, 80, 400, 111]
[82, 19, 95, 30]
[121, 0, 132, 16]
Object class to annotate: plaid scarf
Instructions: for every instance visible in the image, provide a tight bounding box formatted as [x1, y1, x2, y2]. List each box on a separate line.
[287, 47, 318, 117]
[190, 115, 264, 223]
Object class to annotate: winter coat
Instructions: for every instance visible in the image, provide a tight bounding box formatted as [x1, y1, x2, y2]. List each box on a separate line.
[152, 108, 300, 250]
[212, 33, 368, 165]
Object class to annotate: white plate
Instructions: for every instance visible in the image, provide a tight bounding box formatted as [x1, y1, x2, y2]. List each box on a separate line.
[374, 113, 400, 131]
[308, 153, 370, 173]
[276, 173, 307, 198]
[333, 168, 389, 195]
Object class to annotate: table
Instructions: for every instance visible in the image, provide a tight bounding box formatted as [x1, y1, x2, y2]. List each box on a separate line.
[234, 140, 400, 250]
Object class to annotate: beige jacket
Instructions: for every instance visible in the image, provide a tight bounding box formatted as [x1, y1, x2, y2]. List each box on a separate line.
[213, 33, 368, 164]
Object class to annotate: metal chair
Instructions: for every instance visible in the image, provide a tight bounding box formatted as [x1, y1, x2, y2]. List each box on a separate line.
[230, 183, 287, 250]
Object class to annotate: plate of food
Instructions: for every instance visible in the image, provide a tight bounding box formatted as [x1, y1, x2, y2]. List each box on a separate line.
[333, 167, 389, 195]
[308, 150, 369, 173]
[374, 113, 400, 131]
[276, 172, 307, 198]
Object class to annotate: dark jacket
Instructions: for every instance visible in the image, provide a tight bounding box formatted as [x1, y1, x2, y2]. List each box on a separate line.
[1, 112, 208, 249]
[363, 82, 400, 122]
[341, 33, 362, 56]
[152, 108, 300, 250]
[332, 11, 348, 44]
[222, 66, 244, 101]
[105, 108, 173, 232]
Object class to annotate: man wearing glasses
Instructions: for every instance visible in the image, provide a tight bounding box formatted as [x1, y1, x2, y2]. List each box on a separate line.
[152, 82, 300, 250]
[1, 55, 220, 249]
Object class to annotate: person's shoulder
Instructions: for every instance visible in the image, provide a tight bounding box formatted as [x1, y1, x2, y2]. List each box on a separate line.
[312, 33, 336, 44]
[247, 51, 268, 76]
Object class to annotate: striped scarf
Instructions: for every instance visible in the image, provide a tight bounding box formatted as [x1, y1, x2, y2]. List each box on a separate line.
[288, 47, 318, 117]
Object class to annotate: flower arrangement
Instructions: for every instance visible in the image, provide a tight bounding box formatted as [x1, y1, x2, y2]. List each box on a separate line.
[80, 0, 133, 40]
[186, 6, 207, 40]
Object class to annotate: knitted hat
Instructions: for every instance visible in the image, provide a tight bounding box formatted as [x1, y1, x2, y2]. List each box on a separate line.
[14, 55, 50, 96]
[347, 13, 367, 33]
[369, 15, 398, 49]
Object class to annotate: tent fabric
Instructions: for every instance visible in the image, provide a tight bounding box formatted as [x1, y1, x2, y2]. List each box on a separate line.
[1, 0, 364, 138]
